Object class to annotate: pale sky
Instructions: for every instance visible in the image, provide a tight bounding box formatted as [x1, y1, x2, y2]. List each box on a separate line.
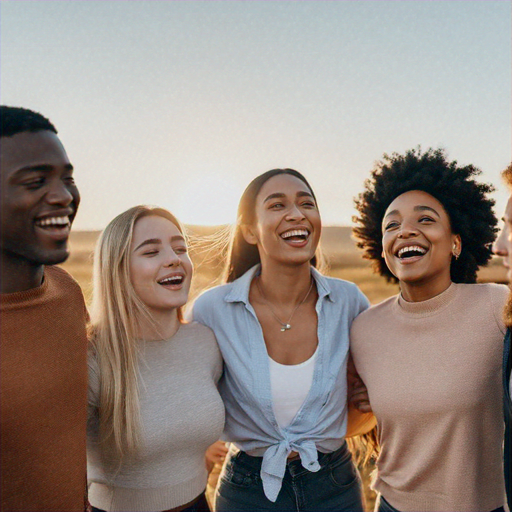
[1, 0, 511, 230]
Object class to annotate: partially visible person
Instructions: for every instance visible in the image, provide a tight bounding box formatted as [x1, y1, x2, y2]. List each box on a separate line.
[492, 162, 512, 510]
[0, 105, 88, 511]
[351, 148, 507, 512]
[87, 206, 224, 512]
[204, 441, 229, 509]
[205, 441, 229, 473]
[191, 169, 374, 512]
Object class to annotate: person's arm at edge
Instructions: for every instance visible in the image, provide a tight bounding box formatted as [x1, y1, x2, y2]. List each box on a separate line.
[346, 287, 376, 437]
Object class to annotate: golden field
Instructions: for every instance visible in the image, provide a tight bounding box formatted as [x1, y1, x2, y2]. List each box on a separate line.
[61, 226, 507, 512]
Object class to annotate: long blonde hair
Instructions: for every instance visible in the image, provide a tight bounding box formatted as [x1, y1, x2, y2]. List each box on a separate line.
[89, 205, 185, 457]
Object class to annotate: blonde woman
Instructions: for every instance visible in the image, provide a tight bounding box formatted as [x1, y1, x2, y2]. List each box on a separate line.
[87, 206, 224, 512]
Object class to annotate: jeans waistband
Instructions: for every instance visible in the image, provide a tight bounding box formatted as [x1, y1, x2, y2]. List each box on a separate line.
[232, 440, 350, 472]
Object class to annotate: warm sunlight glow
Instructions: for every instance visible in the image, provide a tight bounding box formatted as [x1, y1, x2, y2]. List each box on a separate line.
[170, 174, 242, 226]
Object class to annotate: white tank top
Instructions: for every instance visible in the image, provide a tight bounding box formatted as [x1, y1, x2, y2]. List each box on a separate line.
[269, 347, 318, 428]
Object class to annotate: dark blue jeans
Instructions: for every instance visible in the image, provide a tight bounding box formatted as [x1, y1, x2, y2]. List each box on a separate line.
[374, 495, 397, 512]
[375, 494, 505, 512]
[215, 442, 363, 512]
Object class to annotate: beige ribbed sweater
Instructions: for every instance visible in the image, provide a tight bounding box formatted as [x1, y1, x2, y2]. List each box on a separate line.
[87, 322, 224, 512]
[350, 283, 508, 512]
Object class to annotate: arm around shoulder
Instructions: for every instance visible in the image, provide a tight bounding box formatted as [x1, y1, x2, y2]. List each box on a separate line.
[346, 403, 377, 438]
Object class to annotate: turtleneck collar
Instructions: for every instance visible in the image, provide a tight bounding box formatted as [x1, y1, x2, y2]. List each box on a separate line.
[394, 282, 459, 318]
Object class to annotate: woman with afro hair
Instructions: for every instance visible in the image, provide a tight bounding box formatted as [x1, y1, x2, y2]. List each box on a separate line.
[350, 148, 508, 512]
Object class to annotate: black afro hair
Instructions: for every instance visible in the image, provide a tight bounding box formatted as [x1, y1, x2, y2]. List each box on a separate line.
[353, 147, 497, 284]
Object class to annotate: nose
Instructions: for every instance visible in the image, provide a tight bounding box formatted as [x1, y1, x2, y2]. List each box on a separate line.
[397, 220, 419, 239]
[285, 203, 306, 221]
[493, 226, 509, 256]
[163, 249, 181, 267]
[46, 179, 74, 207]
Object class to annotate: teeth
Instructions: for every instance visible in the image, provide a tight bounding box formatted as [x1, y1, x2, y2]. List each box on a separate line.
[159, 276, 183, 285]
[397, 245, 427, 258]
[36, 216, 69, 227]
[281, 229, 309, 239]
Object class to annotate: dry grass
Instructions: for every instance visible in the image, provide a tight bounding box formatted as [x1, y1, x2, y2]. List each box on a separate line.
[60, 227, 507, 511]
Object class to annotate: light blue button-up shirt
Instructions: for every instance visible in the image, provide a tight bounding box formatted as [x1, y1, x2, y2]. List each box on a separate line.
[190, 265, 369, 502]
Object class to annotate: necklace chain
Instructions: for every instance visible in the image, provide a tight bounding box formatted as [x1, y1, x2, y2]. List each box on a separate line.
[256, 276, 314, 332]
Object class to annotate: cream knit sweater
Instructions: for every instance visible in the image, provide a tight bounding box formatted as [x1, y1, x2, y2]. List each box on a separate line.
[350, 283, 508, 512]
[87, 322, 224, 512]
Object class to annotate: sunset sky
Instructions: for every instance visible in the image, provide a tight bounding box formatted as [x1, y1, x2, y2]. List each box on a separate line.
[1, 1, 511, 230]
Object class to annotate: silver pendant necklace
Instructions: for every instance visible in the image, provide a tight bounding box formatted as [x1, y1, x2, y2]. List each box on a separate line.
[256, 276, 314, 332]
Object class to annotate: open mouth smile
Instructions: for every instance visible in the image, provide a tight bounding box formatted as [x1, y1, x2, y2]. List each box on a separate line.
[157, 273, 185, 288]
[395, 245, 428, 262]
[34, 215, 72, 241]
[35, 215, 71, 229]
[280, 228, 310, 246]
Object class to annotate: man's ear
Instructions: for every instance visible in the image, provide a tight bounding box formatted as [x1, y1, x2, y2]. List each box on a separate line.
[241, 224, 258, 245]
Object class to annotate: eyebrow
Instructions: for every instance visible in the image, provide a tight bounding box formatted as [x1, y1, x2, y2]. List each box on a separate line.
[384, 205, 441, 219]
[134, 235, 185, 252]
[12, 163, 74, 177]
[263, 191, 314, 203]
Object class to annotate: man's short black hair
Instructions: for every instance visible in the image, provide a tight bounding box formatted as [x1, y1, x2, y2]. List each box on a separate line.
[353, 147, 497, 284]
[0, 105, 57, 138]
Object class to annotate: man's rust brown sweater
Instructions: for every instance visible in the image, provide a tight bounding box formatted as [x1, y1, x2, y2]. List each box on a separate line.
[1, 265, 88, 512]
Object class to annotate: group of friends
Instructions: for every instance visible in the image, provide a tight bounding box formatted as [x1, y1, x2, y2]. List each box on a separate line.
[0, 104, 511, 512]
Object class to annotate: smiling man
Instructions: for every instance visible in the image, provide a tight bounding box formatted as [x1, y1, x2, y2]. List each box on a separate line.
[0, 106, 88, 511]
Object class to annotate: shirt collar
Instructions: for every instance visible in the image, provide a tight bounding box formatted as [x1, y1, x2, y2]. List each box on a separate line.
[225, 264, 334, 304]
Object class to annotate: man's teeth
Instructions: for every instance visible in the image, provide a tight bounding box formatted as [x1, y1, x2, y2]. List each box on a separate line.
[397, 245, 427, 258]
[158, 276, 184, 285]
[281, 229, 309, 240]
[36, 216, 70, 227]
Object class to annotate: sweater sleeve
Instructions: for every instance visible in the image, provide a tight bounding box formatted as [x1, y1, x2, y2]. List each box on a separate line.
[489, 283, 509, 335]
[201, 324, 223, 383]
[87, 352, 100, 408]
